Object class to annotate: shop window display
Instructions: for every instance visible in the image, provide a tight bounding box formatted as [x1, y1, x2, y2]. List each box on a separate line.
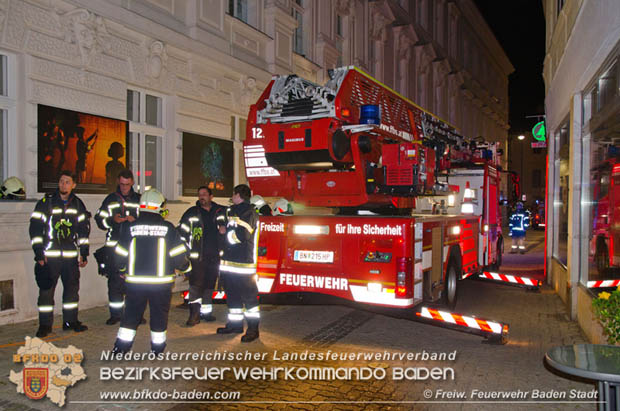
[581, 57, 620, 285]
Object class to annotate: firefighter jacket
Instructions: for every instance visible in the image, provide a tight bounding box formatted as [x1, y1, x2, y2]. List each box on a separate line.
[177, 201, 225, 261]
[219, 201, 259, 275]
[94, 187, 141, 248]
[114, 212, 191, 284]
[29, 190, 90, 261]
[509, 212, 530, 238]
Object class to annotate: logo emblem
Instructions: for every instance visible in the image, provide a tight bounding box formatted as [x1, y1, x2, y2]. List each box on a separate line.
[23, 368, 48, 400]
[326, 181, 336, 188]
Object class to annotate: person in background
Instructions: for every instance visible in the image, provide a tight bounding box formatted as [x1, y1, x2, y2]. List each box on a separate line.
[509, 202, 530, 254]
[94, 169, 141, 325]
[177, 186, 225, 326]
[216, 184, 260, 343]
[29, 171, 90, 338]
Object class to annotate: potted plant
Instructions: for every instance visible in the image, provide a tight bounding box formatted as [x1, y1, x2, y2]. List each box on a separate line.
[592, 287, 620, 344]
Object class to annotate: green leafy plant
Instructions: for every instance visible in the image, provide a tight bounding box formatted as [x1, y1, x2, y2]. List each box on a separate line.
[592, 288, 620, 344]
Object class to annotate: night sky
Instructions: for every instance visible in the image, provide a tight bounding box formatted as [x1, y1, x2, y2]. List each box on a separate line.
[473, 0, 546, 133]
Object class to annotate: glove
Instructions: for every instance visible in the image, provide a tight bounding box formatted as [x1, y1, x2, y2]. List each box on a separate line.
[34, 249, 45, 262]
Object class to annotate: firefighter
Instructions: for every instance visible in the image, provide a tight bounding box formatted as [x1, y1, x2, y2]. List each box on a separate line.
[509, 202, 530, 254]
[29, 171, 90, 338]
[177, 186, 225, 326]
[0, 176, 26, 200]
[216, 184, 260, 342]
[112, 189, 191, 354]
[94, 169, 141, 325]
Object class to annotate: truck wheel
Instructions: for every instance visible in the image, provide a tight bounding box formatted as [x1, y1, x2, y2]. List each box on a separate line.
[443, 260, 459, 311]
[596, 239, 609, 275]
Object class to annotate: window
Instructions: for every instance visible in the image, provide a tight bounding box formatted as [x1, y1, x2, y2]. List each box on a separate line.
[0, 53, 15, 183]
[126, 89, 165, 192]
[597, 60, 618, 112]
[0, 279, 14, 311]
[553, 122, 570, 266]
[292, 1, 304, 55]
[228, 0, 248, 24]
[336, 15, 343, 37]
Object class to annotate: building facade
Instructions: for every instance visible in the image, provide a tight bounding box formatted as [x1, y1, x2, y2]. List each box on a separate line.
[543, 0, 620, 342]
[0, 0, 512, 324]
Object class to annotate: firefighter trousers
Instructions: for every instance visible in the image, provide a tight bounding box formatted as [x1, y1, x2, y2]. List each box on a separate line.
[188, 257, 219, 315]
[221, 272, 259, 326]
[37, 259, 80, 326]
[107, 271, 126, 319]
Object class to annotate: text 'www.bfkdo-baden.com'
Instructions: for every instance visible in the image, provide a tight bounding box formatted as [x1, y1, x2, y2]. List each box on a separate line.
[99, 388, 241, 401]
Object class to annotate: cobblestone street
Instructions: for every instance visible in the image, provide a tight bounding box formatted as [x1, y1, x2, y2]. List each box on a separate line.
[1, 270, 595, 411]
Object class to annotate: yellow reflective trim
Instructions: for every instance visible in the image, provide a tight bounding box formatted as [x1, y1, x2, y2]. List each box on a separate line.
[169, 244, 186, 257]
[125, 275, 175, 284]
[230, 217, 254, 234]
[129, 239, 136, 276]
[158, 238, 165, 277]
[115, 245, 129, 257]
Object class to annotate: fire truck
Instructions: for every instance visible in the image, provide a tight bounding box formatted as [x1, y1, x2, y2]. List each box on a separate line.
[243, 66, 503, 311]
[591, 158, 620, 275]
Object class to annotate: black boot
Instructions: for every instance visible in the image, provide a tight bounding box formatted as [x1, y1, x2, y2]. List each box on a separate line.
[112, 338, 132, 354]
[216, 322, 244, 334]
[63, 321, 88, 332]
[36, 325, 52, 338]
[151, 342, 166, 355]
[186, 303, 201, 327]
[241, 319, 259, 343]
[106, 316, 121, 325]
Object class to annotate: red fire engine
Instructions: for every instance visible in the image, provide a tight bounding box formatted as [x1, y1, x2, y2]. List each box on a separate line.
[591, 158, 620, 275]
[244, 66, 503, 311]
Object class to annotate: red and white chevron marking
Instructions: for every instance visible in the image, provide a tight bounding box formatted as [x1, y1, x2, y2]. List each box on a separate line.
[212, 291, 227, 299]
[462, 272, 476, 280]
[481, 272, 540, 287]
[587, 279, 620, 288]
[416, 307, 508, 335]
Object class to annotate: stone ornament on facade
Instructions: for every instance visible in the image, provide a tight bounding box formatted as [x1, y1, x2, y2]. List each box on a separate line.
[147, 41, 168, 80]
[0, 0, 7, 32]
[240, 76, 257, 107]
[62, 9, 111, 67]
[335, 0, 351, 16]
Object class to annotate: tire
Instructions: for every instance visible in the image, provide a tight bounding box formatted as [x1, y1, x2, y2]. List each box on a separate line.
[443, 259, 459, 311]
[595, 238, 609, 276]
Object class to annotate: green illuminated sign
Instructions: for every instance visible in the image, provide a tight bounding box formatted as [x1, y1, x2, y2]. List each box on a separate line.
[532, 121, 546, 141]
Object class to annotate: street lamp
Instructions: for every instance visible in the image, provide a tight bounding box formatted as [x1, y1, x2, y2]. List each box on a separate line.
[518, 134, 525, 141]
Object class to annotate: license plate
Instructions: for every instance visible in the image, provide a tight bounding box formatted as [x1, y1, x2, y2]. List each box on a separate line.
[293, 250, 334, 263]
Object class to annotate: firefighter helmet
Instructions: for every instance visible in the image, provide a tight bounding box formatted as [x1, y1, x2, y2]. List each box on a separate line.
[515, 202, 524, 212]
[273, 198, 293, 215]
[251, 194, 272, 216]
[250, 195, 266, 209]
[139, 189, 166, 214]
[0, 176, 25, 199]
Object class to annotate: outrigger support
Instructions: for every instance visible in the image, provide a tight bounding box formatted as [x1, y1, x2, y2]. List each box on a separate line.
[415, 306, 509, 345]
[471, 271, 541, 292]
